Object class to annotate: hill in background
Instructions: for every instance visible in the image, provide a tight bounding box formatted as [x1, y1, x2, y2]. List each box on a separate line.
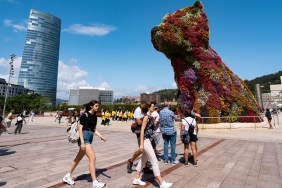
[244, 71, 282, 95]
[153, 71, 282, 102]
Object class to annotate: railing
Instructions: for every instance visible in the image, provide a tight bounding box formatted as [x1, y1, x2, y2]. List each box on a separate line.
[175, 114, 280, 130]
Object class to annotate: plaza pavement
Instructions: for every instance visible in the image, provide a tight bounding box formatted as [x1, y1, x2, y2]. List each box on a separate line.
[0, 114, 282, 188]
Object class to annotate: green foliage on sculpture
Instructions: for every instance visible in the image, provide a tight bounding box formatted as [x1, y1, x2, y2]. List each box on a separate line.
[151, 1, 261, 123]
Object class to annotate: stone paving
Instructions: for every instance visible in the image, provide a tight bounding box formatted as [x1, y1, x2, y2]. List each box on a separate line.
[0, 114, 282, 188]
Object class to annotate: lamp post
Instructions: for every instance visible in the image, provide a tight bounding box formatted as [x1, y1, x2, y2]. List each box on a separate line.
[2, 54, 15, 117]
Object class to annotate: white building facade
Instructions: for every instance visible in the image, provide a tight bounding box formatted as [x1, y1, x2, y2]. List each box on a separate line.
[0, 78, 32, 97]
[261, 76, 282, 109]
[68, 87, 113, 105]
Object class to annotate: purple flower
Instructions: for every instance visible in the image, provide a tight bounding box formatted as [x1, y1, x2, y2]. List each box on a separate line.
[180, 90, 193, 109]
[184, 68, 197, 84]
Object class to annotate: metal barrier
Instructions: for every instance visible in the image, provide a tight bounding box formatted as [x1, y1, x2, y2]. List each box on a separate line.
[199, 115, 281, 130]
[176, 114, 280, 130]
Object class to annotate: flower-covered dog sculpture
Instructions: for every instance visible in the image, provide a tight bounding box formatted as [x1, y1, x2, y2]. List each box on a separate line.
[151, 1, 260, 123]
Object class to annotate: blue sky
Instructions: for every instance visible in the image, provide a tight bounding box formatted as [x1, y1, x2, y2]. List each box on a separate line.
[0, 0, 282, 99]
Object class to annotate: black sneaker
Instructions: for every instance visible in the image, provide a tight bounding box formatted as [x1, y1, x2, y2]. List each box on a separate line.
[142, 167, 153, 174]
[192, 161, 197, 167]
[127, 159, 133, 173]
[185, 162, 189, 167]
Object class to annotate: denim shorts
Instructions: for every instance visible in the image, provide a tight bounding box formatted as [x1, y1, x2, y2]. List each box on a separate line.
[78, 130, 94, 146]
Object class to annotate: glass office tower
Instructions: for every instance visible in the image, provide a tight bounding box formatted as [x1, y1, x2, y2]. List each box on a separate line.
[18, 9, 61, 105]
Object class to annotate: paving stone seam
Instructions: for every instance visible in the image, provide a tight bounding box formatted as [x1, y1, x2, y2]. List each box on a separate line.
[45, 141, 185, 188]
[218, 141, 252, 187]
[133, 139, 225, 188]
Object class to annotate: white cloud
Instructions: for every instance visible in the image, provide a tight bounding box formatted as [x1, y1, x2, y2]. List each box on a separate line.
[98, 81, 110, 89]
[3, 19, 27, 32]
[0, 56, 21, 84]
[64, 24, 116, 36]
[0, 56, 177, 101]
[69, 58, 78, 64]
[133, 84, 148, 92]
[57, 61, 91, 99]
[111, 80, 180, 99]
[0, 57, 9, 67]
[113, 85, 171, 99]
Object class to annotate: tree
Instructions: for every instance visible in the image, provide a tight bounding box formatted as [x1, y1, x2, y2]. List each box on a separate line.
[5, 94, 49, 114]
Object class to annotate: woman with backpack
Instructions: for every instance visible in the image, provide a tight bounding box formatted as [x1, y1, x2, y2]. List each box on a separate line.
[132, 102, 172, 188]
[180, 107, 201, 167]
[62, 100, 107, 188]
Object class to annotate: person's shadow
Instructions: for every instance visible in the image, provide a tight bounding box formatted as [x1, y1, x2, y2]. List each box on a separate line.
[0, 147, 16, 156]
[0, 181, 7, 186]
[75, 168, 111, 182]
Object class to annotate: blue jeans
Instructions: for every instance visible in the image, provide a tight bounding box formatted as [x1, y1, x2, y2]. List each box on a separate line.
[162, 131, 177, 161]
[78, 130, 94, 146]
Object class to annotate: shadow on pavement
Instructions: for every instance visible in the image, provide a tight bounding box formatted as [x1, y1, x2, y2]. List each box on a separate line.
[0, 181, 7, 186]
[0, 147, 16, 156]
[75, 168, 111, 183]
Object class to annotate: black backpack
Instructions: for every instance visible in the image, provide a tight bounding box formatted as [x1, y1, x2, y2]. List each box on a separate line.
[183, 118, 195, 135]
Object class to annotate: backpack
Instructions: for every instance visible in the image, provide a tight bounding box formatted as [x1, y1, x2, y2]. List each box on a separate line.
[183, 118, 195, 135]
[67, 113, 88, 143]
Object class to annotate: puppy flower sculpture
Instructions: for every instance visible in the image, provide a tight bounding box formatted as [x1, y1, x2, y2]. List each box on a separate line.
[151, 1, 260, 123]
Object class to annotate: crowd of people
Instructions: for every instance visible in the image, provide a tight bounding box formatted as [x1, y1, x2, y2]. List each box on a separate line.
[60, 100, 201, 188]
[1, 102, 279, 188]
[0, 101, 197, 187]
[0, 109, 36, 135]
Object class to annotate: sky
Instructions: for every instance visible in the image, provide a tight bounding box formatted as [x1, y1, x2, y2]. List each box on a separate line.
[0, 0, 282, 100]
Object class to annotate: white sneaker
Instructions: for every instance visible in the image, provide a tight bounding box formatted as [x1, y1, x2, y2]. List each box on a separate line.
[160, 180, 173, 188]
[132, 178, 146, 185]
[62, 174, 75, 185]
[172, 161, 179, 165]
[92, 180, 106, 188]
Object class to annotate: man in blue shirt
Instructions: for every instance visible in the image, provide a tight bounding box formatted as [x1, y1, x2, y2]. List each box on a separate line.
[159, 102, 178, 165]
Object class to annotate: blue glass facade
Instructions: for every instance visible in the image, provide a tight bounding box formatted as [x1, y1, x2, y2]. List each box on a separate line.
[18, 9, 61, 105]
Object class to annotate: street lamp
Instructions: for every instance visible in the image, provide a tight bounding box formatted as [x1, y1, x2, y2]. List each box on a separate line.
[2, 54, 15, 117]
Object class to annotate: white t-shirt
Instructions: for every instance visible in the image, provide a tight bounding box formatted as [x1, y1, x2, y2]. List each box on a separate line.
[182, 117, 197, 135]
[151, 111, 160, 132]
[134, 107, 144, 119]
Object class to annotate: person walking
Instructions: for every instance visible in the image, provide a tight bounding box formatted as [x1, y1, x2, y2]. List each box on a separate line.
[159, 102, 178, 165]
[151, 105, 161, 160]
[132, 102, 172, 188]
[22, 110, 27, 124]
[58, 111, 62, 124]
[265, 109, 273, 129]
[62, 100, 107, 188]
[29, 110, 35, 124]
[55, 111, 59, 122]
[127, 101, 152, 174]
[14, 114, 24, 134]
[5, 110, 14, 132]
